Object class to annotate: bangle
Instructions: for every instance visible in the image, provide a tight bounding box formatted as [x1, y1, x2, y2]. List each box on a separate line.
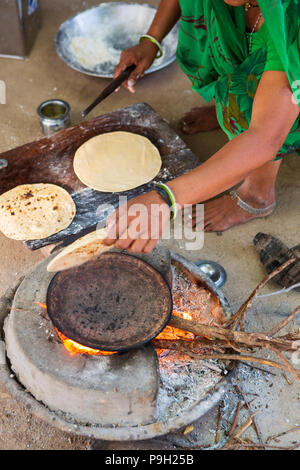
[153, 182, 178, 220]
[139, 34, 163, 59]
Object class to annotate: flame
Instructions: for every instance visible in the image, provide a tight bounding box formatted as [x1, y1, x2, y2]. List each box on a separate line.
[56, 329, 116, 356]
[39, 299, 196, 357]
[56, 311, 195, 356]
[35, 302, 47, 310]
[155, 310, 196, 341]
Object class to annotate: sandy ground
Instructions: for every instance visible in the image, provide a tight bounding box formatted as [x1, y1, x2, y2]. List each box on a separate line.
[0, 0, 299, 450]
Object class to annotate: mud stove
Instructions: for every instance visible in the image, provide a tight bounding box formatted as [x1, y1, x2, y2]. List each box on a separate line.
[0, 247, 234, 441]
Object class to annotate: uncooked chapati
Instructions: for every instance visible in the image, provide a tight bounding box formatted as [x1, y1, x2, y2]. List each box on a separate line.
[47, 228, 110, 272]
[0, 184, 76, 240]
[73, 131, 162, 192]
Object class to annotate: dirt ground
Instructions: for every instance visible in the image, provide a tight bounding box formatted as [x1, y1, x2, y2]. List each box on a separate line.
[0, 0, 299, 450]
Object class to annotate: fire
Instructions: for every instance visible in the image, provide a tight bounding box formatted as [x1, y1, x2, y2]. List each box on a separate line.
[35, 302, 47, 310]
[38, 298, 196, 356]
[56, 329, 117, 356]
[155, 310, 196, 341]
[56, 310, 195, 356]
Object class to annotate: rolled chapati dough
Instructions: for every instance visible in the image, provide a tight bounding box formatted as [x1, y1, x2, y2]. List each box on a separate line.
[47, 228, 110, 272]
[73, 131, 162, 192]
[0, 184, 76, 241]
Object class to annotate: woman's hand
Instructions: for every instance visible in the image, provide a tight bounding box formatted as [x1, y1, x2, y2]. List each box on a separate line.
[103, 191, 170, 253]
[113, 40, 158, 93]
[113, 0, 181, 92]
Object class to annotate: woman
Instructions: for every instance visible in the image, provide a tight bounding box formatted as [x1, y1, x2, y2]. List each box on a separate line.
[103, 0, 300, 253]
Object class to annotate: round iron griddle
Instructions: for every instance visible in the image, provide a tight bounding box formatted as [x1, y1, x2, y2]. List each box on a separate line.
[46, 252, 173, 351]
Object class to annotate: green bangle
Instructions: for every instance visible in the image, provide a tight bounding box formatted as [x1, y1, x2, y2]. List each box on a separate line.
[139, 34, 163, 59]
[153, 182, 178, 220]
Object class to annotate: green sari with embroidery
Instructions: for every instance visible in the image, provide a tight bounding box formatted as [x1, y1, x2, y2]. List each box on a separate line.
[176, 0, 300, 158]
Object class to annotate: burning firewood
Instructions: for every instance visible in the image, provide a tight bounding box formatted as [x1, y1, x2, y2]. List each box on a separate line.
[152, 259, 300, 381]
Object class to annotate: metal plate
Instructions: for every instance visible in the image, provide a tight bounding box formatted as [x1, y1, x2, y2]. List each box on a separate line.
[55, 2, 179, 78]
[46, 252, 173, 351]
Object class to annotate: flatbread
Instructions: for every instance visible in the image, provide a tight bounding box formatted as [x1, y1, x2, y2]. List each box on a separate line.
[73, 131, 162, 192]
[47, 228, 110, 272]
[0, 184, 76, 241]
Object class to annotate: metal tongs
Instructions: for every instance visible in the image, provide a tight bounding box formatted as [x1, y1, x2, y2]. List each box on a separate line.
[81, 64, 136, 118]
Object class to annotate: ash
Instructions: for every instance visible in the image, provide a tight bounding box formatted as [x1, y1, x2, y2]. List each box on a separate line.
[155, 351, 227, 421]
[154, 265, 228, 421]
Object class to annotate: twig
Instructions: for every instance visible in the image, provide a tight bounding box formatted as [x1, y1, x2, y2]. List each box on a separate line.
[223, 258, 296, 330]
[233, 414, 257, 439]
[266, 425, 300, 443]
[215, 400, 224, 444]
[267, 345, 299, 382]
[168, 315, 299, 353]
[152, 339, 299, 377]
[227, 401, 243, 437]
[266, 306, 300, 337]
[221, 414, 257, 449]
[256, 283, 300, 298]
[234, 384, 265, 449]
[152, 280, 300, 382]
[243, 362, 277, 377]
[282, 373, 292, 385]
[201, 361, 224, 374]
[219, 442, 300, 450]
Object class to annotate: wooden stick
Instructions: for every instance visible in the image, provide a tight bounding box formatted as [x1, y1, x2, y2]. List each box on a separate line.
[267, 345, 300, 382]
[227, 401, 243, 437]
[233, 414, 257, 440]
[234, 384, 265, 448]
[168, 315, 299, 353]
[215, 400, 224, 444]
[266, 306, 300, 337]
[257, 282, 300, 298]
[221, 414, 257, 449]
[152, 339, 300, 378]
[219, 442, 300, 450]
[223, 258, 296, 330]
[243, 362, 277, 377]
[266, 425, 300, 443]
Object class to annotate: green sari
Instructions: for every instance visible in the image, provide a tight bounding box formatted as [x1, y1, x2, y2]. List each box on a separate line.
[176, 0, 300, 158]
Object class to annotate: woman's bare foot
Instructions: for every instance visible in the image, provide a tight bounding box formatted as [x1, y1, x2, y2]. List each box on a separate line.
[179, 106, 220, 134]
[202, 193, 276, 232]
[192, 159, 282, 232]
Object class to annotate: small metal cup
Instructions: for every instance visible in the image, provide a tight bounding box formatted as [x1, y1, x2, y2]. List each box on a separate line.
[37, 99, 71, 136]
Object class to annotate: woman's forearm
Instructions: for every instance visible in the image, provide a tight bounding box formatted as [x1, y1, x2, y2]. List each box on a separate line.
[168, 129, 279, 207]
[147, 0, 181, 42]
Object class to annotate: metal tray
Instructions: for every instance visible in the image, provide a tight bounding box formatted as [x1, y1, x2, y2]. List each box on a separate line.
[55, 2, 179, 78]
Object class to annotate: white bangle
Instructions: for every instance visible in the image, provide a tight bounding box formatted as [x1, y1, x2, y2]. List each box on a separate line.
[139, 34, 163, 58]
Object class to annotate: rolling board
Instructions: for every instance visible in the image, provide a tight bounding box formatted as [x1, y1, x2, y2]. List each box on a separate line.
[0, 103, 200, 250]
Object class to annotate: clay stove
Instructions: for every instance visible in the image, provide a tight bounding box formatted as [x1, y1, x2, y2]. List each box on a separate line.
[0, 247, 234, 441]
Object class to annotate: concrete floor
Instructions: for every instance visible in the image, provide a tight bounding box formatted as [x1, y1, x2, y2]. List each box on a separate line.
[0, 0, 299, 450]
